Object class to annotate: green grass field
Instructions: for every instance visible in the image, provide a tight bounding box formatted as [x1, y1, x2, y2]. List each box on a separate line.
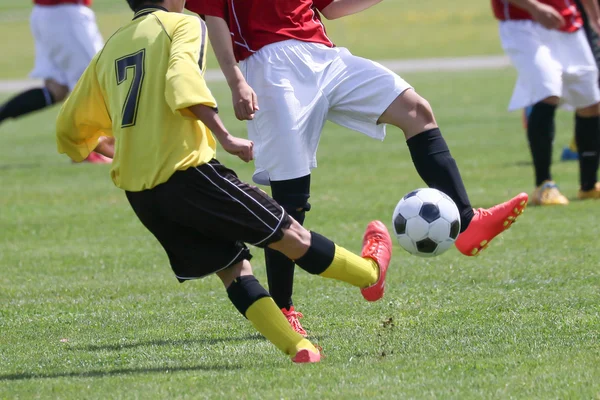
[0, 0, 503, 78]
[1, 2, 600, 399]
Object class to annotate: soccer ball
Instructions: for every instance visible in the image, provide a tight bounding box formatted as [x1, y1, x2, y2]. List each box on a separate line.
[392, 188, 461, 257]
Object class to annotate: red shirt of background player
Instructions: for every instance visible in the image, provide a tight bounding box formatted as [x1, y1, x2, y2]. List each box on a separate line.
[34, 0, 92, 5]
[491, 0, 582, 32]
[186, 0, 335, 62]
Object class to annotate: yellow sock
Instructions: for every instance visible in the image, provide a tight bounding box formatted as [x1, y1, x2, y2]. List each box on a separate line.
[319, 245, 379, 288]
[245, 297, 316, 356]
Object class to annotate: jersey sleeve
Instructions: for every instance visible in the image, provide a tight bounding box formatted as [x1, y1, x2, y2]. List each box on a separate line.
[165, 16, 217, 118]
[56, 57, 113, 162]
[185, 0, 227, 18]
[313, 0, 334, 11]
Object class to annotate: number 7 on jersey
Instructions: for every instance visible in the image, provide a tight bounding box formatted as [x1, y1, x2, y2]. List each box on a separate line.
[115, 49, 146, 128]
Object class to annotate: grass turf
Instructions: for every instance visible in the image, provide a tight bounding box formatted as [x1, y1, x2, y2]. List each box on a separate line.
[1, 67, 600, 398]
[0, 0, 503, 78]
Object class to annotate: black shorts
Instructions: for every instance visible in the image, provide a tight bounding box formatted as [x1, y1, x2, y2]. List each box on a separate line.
[125, 159, 291, 282]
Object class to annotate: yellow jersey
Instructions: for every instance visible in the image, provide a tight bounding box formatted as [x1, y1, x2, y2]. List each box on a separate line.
[56, 7, 218, 191]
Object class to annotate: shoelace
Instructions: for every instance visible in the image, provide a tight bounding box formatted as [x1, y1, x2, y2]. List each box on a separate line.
[285, 311, 304, 331]
[365, 234, 386, 256]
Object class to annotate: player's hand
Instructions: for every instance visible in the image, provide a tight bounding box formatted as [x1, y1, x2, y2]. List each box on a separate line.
[94, 136, 115, 159]
[530, 2, 565, 30]
[232, 82, 259, 121]
[220, 135, 254, 162]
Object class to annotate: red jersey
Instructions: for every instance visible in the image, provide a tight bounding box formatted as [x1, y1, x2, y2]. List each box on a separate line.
[491, 0, 582, 32]
[34, 0, 92, 5]
[186, 0, 335, 61]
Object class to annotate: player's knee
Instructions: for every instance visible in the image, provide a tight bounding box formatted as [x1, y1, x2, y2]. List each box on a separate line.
[270, 176, 311, 225]
[410, 94, 435, 125]
[44, 80, 68, 103]
[217, 259, 253, 288]
[269, 219, 311, 260]
[576, 102, 600, 117]
[540, 96, 560, 106]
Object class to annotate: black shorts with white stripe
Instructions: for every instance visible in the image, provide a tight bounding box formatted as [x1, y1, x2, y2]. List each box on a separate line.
[125, 159, 292, 282]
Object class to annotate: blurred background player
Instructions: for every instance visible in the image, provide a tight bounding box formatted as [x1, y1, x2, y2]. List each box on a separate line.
[188, 0, 529, 337]
[493, 0, 600, 205]
[522, 0, 600, 162]
[56, 0, 394, 364]
[0, 0, 109, 163]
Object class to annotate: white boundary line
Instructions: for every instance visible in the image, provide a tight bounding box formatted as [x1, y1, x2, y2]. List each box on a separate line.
[0, 55, 510, 93]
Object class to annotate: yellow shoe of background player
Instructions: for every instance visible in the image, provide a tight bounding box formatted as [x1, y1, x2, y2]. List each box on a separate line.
[531, 181, 569, 206]
[578, 182, 600, 200]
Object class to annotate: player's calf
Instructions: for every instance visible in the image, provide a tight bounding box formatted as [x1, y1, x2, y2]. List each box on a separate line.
[269, 219, 391, 300]
[220, 263, 320, 363]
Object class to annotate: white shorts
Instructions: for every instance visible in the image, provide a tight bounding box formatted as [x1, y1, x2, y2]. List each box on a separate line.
[241, 40, 410, 185]
[500, 20, 600, 111]
[30, 4, 104, 91]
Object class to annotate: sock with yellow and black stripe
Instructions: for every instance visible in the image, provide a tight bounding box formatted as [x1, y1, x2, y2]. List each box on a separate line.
[294, 232, 378, 288]
[226, 275, 316, 356]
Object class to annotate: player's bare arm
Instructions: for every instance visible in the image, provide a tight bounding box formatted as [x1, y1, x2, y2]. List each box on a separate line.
[580, 0, 600, 35]
[320, 0, 383, 20]
[205, 16, 258, 121]
[188, 103, 254, 162]
[508, 0, 565, 29]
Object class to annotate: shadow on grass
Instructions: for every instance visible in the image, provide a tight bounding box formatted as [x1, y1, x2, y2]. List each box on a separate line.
[76, 334, 265, 352]
[74, 334, 328, 352]
[500, 160, 532, 167]
[0, 363, 243, 381]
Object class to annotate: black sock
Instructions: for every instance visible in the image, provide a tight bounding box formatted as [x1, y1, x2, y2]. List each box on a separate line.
[575, 115, 600, 191]
[294, 232, 335, 275]
[0, 87, 54, 124]
[226, 275, 271, 317]
[265, 175, 311, 310]
[527, 102, 556, 186]
[406, 128, 474, 232]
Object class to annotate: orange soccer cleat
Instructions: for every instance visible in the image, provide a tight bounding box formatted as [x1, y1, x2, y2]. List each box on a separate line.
[292, 347, 321, 364]
[455, 193, 528, 256]
[281, 306, 307, 337]
[360, 221, 392, 302]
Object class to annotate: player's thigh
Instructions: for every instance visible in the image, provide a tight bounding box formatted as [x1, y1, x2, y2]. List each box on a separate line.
[242, 48, 328, 184]
[156, 161, 293, 249]
[324, 48, 411, 138]
[54, 6, 103, 90]
[29, 6, 68, 85]
[561, 29, 600, 109]
[500, 21, 563, 99]
[125, 189, 250, 282]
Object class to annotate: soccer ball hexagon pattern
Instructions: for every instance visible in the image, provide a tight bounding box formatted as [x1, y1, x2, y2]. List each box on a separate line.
[392, 188, 461, 257]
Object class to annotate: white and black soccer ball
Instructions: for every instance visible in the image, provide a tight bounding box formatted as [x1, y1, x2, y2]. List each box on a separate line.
[392, 188, 461, 257]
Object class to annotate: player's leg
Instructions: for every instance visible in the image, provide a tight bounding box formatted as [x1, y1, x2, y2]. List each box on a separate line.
[265, 175, 311, 336]
[1, 6, 68, 125]
[324, 48, 526, 256]
[574, 102, 600, 198]
[560, 27, 600, 199]
[217, 259, 320, 363]
[182, 159, 392, 301]
[501, 21, 571, 205]
[241, 42, 329, 335]
[124, 170, 320, 363]
[526, 97, 570, 205]
[376, 88, 527, 255]
[268, 218, 392, 302]
[0, 79, 67, 125]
